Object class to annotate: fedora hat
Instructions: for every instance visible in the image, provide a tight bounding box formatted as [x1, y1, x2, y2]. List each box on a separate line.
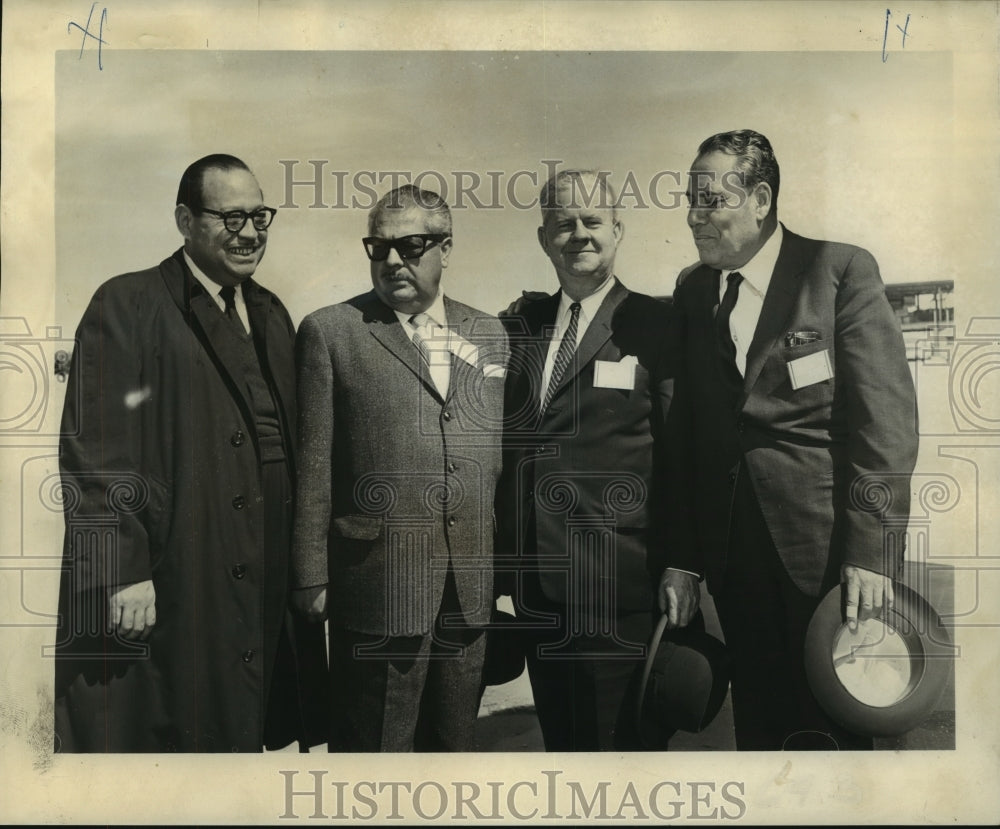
[804, 581, 953, 738]
[635, 613, 730, 748]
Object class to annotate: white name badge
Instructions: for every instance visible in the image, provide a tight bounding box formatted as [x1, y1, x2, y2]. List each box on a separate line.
[594, 355, 638, 390]
[787, 348, 834, 389]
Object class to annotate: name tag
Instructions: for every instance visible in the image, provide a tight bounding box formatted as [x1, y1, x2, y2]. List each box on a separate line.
[787, 349, 833, 389]
[594, 356, 638, 390]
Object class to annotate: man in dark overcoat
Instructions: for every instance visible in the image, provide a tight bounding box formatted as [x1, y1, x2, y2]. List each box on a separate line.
[291, 185, 507, 751]
[53, 154, 327, 752]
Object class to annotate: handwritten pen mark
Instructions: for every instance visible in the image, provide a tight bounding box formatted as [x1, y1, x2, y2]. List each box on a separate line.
[68, 3, 108, 71]
[882, 9, 912, 63]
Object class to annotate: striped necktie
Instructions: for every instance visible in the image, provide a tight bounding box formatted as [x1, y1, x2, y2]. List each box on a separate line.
[542, 301, 581, 412]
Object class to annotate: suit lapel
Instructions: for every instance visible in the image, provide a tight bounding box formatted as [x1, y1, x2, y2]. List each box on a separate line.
[740, 228, 806, 404]
[366, 297, 436, 398]
[442, 296, 470, 404]
[546, 278, 628, 405]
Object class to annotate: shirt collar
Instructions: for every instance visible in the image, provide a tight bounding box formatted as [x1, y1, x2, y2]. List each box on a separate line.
[723, 222, 783, 299]
[183, 249, 245, 307]
[557, 274, 616, 326]
[393, 292, 449, 329]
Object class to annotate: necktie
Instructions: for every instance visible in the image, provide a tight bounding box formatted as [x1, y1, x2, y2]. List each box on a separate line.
[219, 285, 247, 335]
[716, 271, 743, 368]
[542, 301, 581, 412]
[409, 313, 449, 397]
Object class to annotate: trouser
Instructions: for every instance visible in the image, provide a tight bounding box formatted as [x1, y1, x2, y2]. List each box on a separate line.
[520, 576, 653, 751]
[327, 568, 486, 752]
[714, 466, 872, 750]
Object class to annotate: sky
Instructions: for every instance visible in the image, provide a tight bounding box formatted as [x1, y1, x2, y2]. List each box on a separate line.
[55, 49, 958, 326]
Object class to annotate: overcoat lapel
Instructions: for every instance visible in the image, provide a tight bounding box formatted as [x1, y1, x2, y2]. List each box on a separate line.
[160, 249, 251, 402]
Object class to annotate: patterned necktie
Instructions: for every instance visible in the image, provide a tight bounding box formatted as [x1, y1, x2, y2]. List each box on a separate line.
[542, 301, 581, 412]
[716, 271, 743, 367]
[219, 285, 247, 335]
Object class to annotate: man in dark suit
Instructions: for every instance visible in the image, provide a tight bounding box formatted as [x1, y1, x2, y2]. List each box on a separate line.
[497, 170, 675, 750]
[291, 185, 507, 751]
[54, 154, 327, 752]
[659, 130, 919, 749]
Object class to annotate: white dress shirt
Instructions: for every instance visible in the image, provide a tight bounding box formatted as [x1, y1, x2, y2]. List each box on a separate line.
[394, 293, 450, 397]
[539, 275, 617, 405]
[184, 250, 252, 334]
[719, 223, 783, 376]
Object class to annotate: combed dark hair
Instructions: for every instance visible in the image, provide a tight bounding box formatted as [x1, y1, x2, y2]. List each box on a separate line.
[368, 184, 452, 236]
[697, 130, 780, 210]
[539, 169, 618, 221]
[176, 154, 253, 211]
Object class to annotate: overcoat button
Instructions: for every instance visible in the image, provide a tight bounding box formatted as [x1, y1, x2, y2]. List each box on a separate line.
[231, 430, 246, 447]
[232, 495, 246, 510]
[242, 650, 254, 663]
[232, 564, 247, 579]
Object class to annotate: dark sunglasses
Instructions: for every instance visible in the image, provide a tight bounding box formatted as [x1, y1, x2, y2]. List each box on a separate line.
[198, 207, 277, 233]
[362, 234, 449, 262]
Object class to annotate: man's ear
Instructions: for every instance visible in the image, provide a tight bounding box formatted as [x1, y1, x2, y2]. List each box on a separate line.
[536, 225, 548, 254]
[753, 183, 773, 221]
[439, 235, 453, 269]
[174, 204, 193, 239]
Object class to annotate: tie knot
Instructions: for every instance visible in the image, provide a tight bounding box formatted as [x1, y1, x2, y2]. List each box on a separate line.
[569, 301, 582, 315]
[727, 271, 744, 288]
[409, 312, 430, 329]
[219, 285, 237, 311]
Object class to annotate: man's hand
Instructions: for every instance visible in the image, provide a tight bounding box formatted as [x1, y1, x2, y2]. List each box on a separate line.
[291, 585, 328, 623]
[107, 580, 156, 640]
[841, 564, 894, 631]
[499, 291, 549, 318]
[657, 569, 701, 629]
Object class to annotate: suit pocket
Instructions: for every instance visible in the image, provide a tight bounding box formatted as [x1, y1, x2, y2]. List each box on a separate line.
[331, 514, 383, 540]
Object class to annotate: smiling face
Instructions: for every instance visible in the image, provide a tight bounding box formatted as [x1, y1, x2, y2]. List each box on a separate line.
[686, 151, 773, 271]
[175, 167, 267, 287]
[369, 207, 451, 314]
[537, 175, 623, 300]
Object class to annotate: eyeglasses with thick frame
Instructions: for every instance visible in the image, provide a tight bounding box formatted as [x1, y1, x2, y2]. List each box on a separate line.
[197, 206, 277, 233]
[362, 234, 450, 262]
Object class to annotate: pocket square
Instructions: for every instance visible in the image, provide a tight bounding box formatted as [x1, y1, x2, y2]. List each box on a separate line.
[483, 364, 506, 378]
[784, 330, 822, 348]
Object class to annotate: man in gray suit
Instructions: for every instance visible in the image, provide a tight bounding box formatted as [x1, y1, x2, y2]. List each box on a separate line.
[291, 185, 507, 751]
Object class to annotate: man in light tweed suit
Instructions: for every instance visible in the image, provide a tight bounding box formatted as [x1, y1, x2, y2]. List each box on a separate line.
[290, 185, 507, 751]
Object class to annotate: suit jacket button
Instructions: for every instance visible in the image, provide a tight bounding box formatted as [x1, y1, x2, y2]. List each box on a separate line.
[232, 495, 246, 510]
[534, 446, 545, 455]
[442, 411, 452, 422]
[242, 650, 254, 663]
[232, 563, 247, 579]
[447, 517, 456, 527]
[447, 462, 457, 473]
[230, 429, 246, 447]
